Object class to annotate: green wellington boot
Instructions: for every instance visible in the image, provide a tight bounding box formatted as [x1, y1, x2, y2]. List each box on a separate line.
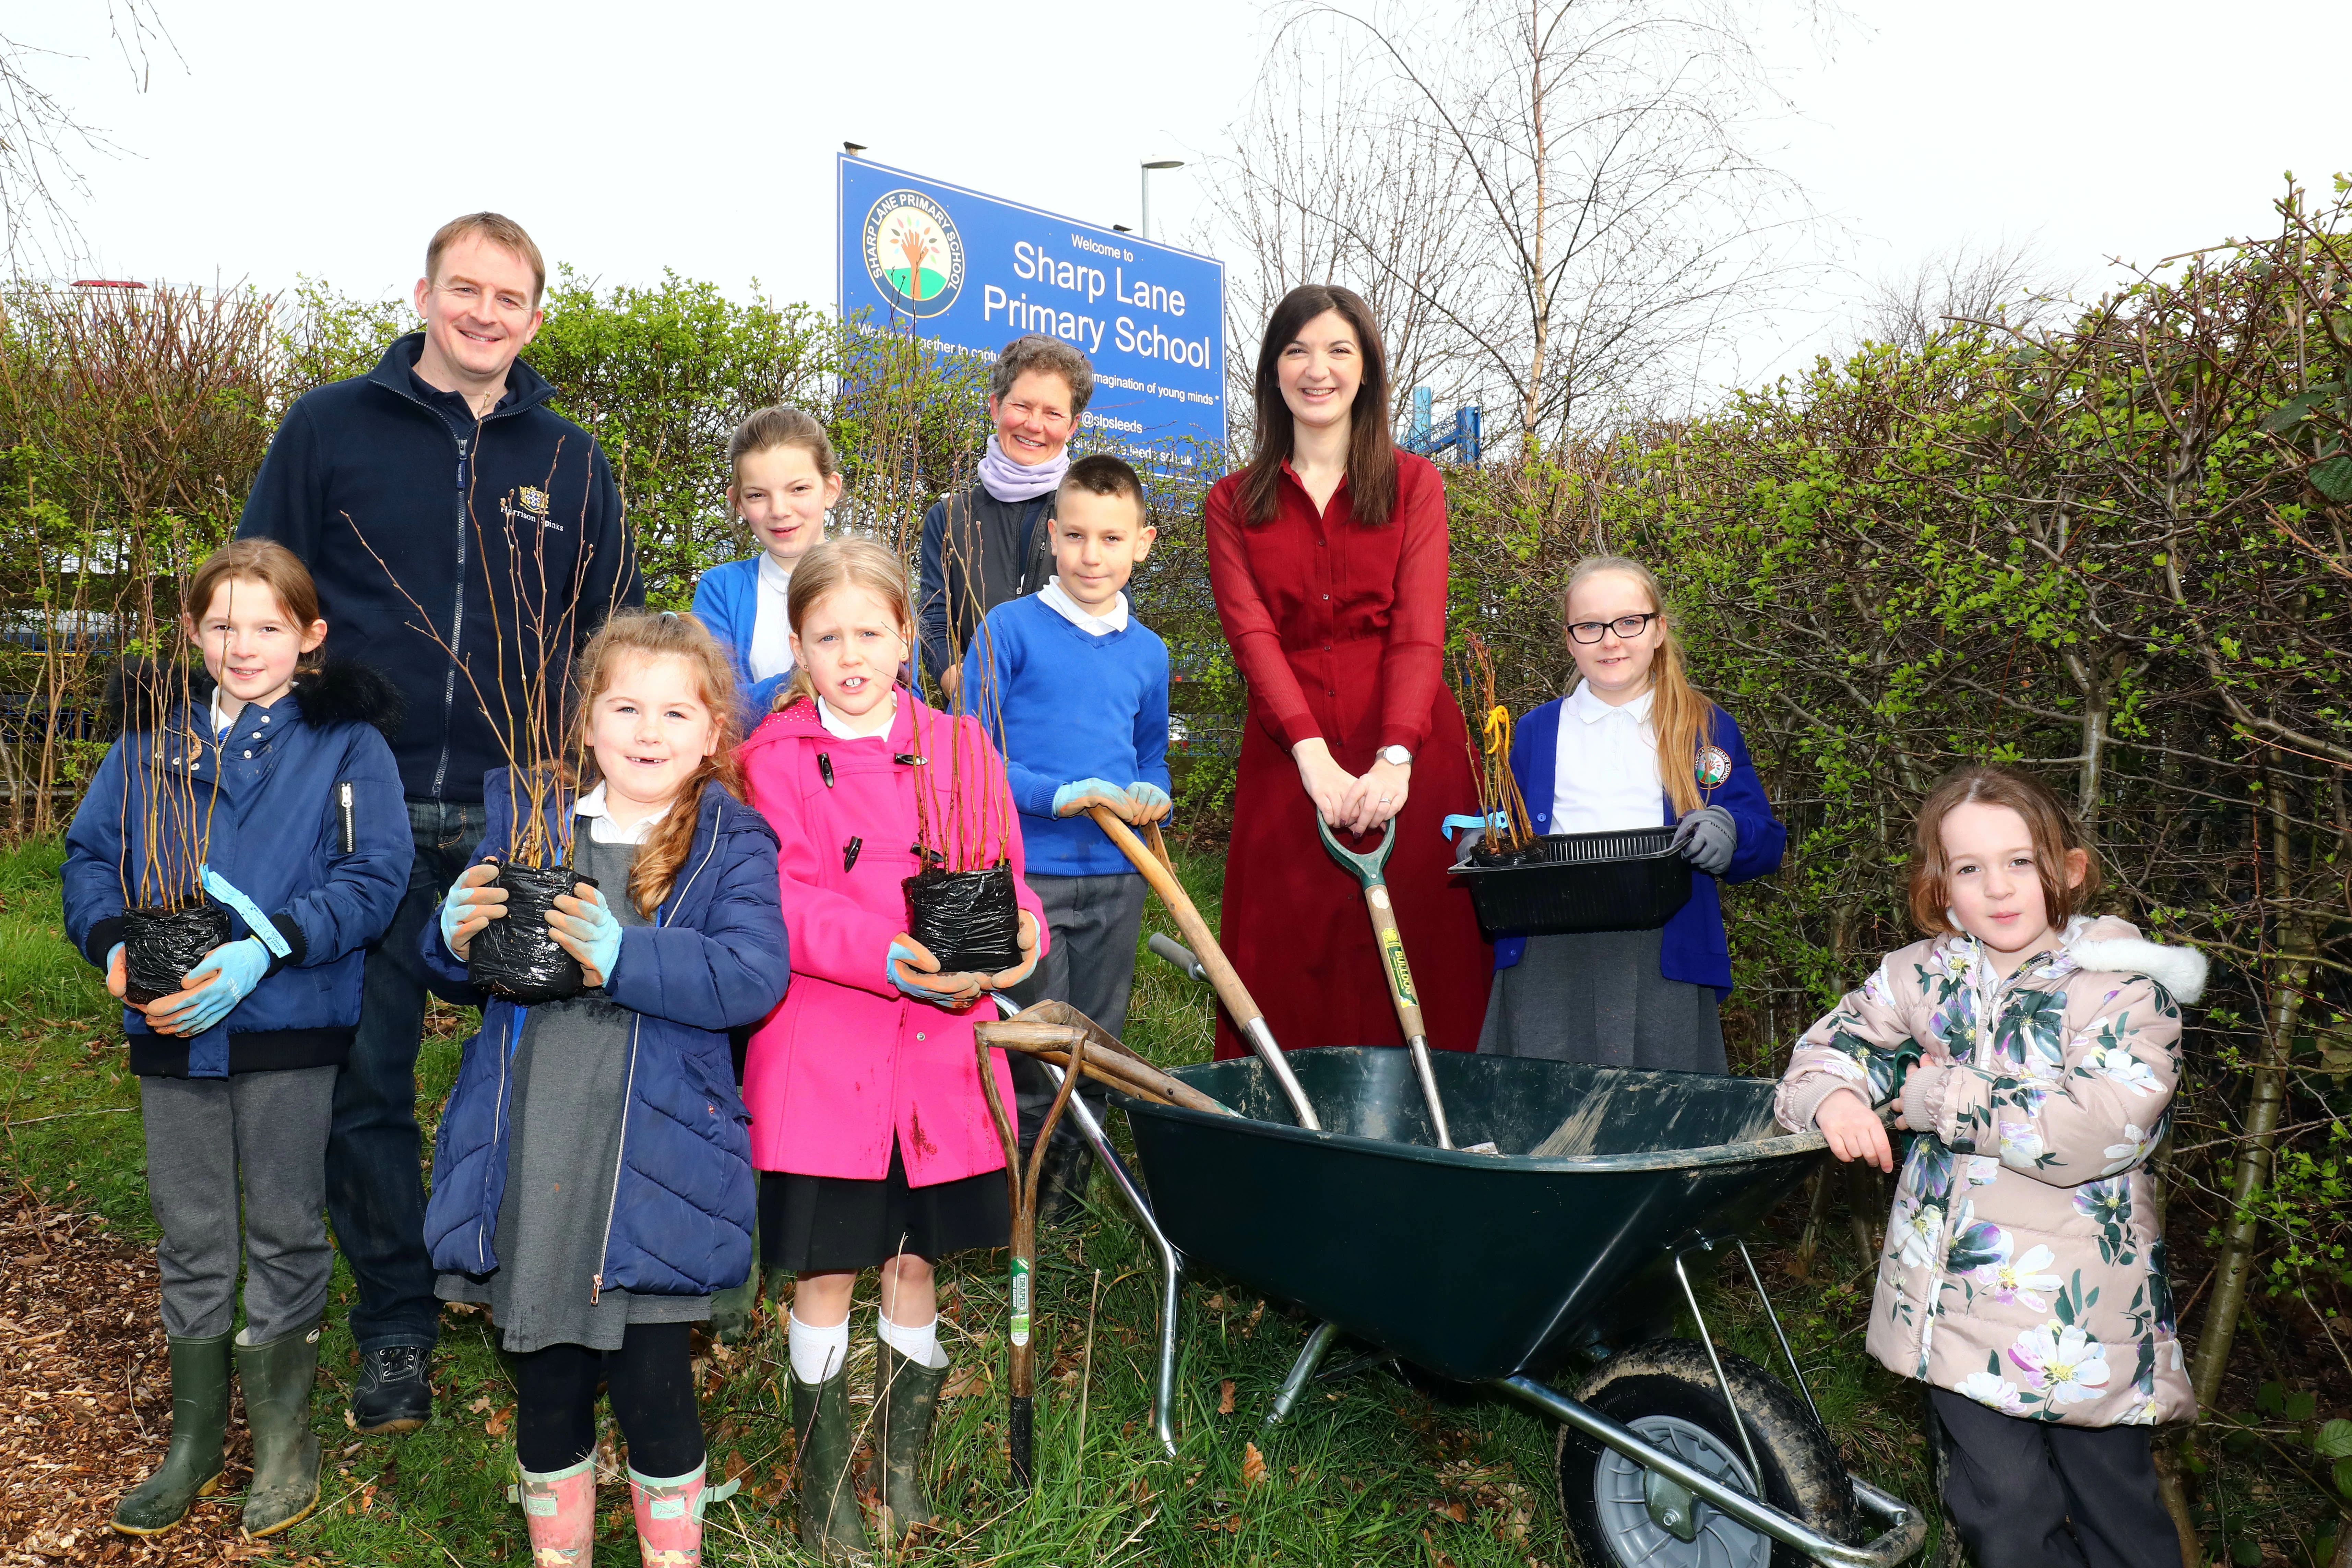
[112, 1330, 233, 1535]
[790, 1361, 867, 1559]
[871, 1342, 949, 1542]
[708, 1228, 763, 1345]
[235, 1323, 323, 1539]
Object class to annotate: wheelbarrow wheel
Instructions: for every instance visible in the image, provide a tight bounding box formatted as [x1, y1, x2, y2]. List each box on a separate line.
[1555, 1338, 1858, 1568]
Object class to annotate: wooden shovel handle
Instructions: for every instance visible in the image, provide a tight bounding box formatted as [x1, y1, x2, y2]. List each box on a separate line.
[1085, 805, 1271, 1037]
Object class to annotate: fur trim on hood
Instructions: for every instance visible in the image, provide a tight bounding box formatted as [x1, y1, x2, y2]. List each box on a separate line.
[105, 657, 405, 740]
[2065, 915, 2209, 1004]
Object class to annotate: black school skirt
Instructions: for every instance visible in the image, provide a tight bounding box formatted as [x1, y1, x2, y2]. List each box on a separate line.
[761, 1141, 1010, 1273]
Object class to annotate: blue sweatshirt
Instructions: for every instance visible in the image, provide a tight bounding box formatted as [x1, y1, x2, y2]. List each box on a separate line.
[960, 592, 1172, 878]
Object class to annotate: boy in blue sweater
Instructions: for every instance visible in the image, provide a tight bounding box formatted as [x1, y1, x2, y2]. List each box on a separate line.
[961, 453, 1171, 1218]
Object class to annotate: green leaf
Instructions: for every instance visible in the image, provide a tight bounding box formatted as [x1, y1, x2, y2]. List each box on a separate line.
[2316, 1418, 2352, 1459]
[2311, 454, 2352, 503]
[2262, 389, 2329, 433]
[2285, 1389, 2319, 1422]
[2233, 1538, 2263, 1565]
[2258, 1379, 2285, 1414]
[2338, 1456, 2352, 1498]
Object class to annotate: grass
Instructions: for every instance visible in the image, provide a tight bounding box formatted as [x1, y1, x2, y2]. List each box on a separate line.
[0, 833, 2301, 1564]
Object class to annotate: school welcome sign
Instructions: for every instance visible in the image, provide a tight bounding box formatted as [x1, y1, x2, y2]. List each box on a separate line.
[836, 154, 1227, 460]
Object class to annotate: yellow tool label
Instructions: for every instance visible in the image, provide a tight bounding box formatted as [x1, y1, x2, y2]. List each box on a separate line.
[1379, 927, 1418, 1006]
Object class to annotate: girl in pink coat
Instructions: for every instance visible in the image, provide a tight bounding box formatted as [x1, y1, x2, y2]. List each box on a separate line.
[737, 537, 1045, 1555]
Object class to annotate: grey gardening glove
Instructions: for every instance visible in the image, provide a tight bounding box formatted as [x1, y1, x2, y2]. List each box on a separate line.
[1671, 805, 1737, 876]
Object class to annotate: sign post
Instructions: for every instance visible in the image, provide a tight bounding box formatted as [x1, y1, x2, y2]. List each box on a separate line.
[838, 155, 1226, 462]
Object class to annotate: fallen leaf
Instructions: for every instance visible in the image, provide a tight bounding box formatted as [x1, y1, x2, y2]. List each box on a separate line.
[1245, 1300, 1265, 1331]
[1217, 1378, 1236, 1415]
[485, 1404, 513, 1438]
[1431, 1498, 1469, 1522]
[1241, 1441, 1268, 1489]
[467, 1396, 493, 1415]
[1204, 1293, 1225, 1312]
[359, 1483, 377, 1513]
[941, 1362, 987, 1399]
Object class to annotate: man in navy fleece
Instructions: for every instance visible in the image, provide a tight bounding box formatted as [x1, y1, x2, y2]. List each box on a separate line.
[238, 213, 639, 1433]
[960, 453, 1171, 1219]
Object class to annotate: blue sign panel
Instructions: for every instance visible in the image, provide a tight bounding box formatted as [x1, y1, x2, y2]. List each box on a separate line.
[837, 154, 1226, 459]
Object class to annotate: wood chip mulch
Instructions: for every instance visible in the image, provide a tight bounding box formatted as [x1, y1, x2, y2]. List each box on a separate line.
[0, 1188, 316, 1565]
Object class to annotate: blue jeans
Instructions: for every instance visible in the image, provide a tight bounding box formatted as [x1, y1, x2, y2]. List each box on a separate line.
[326, 798, 484, 1354]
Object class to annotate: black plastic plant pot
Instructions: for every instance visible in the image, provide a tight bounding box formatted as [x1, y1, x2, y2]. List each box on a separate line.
[121, 903, 235, 1006]
[902, 864, 1022, 974]
[1451, 825, 1692, 938]
[467, 864, 599, 1004]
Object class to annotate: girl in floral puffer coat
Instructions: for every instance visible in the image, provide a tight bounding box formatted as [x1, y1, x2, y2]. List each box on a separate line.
[1777, 764, 2204, 1568]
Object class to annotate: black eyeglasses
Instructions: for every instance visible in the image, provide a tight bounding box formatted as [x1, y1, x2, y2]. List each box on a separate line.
[1566, 612, 1659, 644]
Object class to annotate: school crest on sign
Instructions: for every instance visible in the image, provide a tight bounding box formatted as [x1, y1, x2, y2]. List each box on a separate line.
[864, 190, 965, 319]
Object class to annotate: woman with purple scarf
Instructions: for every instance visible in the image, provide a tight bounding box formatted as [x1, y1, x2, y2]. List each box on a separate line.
[916, 334, 1094, 703]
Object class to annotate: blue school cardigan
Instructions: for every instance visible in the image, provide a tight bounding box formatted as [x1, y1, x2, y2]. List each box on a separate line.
[1493, 698, 1784, 996]
[689, 556, 789, 720]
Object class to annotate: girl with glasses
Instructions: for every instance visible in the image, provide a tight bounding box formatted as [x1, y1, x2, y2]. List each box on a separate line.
[1477, 555, 1786, 1071]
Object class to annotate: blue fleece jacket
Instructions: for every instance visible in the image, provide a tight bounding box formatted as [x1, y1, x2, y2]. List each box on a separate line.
[421, 772, 790, 1296]
[1493, 698, 1784, 996]
[959, 593, 1172, 878]
[236, 334, 642, 803]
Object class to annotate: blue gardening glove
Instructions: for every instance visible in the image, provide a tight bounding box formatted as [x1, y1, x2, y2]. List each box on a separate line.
[1054, 777, 1132, 818]
[1671, 805, 1737, 876]
[549, 883, 623, 987]
[1125, 781, 1173, 822]
[438, 862, 507, 958]
[888, 939, 980, 1009]
[150, 938, 269, 1035]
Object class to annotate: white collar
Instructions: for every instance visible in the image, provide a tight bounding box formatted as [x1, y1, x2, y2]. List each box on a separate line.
[1039, 577, 1129, 635]
[817, 691, 897, 740]
[209, 688, 237, 735]
[1567, 680, 1653, 724]
[575, 780, 668, 845]
[757, 553, 795, 594]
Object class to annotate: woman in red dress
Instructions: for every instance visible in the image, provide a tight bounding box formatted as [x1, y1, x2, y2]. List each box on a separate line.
[1204, 284, 1492, 1060]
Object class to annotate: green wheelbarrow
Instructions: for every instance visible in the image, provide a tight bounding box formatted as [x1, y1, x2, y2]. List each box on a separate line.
[1094, 1030, 1929, 1568]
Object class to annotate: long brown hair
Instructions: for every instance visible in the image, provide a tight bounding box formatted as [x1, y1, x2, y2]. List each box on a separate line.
[184, 540, 324, 666]
[1563, 556, 1718, 816]
[773, 537, 914, 714]
[1908, 764, 2102, 935]
[570, 611, 745, 917]
[1237, 284, 1398, 527]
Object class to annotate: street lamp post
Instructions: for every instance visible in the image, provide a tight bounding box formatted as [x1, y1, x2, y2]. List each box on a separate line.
[1140, 159, 1184, 241]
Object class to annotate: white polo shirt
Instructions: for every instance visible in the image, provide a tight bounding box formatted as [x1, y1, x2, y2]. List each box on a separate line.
[748, 554, 795, 681]
[1551, 681, 1663, 833]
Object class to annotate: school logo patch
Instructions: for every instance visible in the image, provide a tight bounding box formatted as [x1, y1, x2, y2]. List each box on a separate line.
[519, 485, 550, 515]
[1695, 745, 1733, 789]
[863, 189, 965, 320]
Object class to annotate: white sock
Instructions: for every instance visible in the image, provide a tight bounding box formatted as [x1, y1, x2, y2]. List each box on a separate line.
[787, 1312, 848, 1384]
[876, 1310, 948, 1370]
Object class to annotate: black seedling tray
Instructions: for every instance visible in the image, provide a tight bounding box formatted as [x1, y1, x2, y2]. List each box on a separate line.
[1450, 826, 1691, 937]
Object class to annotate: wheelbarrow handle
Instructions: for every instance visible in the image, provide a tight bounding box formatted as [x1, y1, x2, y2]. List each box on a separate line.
[1085, 805, 1321, 1132]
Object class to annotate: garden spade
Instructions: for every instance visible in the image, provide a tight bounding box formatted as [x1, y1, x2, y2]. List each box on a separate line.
[1315, 815, 1457, 1150]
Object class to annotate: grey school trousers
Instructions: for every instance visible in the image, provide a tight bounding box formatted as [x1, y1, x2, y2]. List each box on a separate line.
[140, 1065, 337, 1343]
[1007, 871, 1149, 1155]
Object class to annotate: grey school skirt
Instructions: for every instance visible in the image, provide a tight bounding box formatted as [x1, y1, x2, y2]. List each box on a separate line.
[1476, 927, 1726, 1074]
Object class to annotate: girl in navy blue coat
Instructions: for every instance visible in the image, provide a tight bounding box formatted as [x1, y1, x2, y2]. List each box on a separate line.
[64, 541, 411, 1540]
[689, 406, 841, 722]
[1477, 555, 1785, 1072]
[421, 610, 788, 1568]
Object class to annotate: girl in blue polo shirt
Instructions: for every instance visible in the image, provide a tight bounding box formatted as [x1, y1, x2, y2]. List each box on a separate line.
[1478, 555, 1784, 1072]
[690, 405, 840, 720]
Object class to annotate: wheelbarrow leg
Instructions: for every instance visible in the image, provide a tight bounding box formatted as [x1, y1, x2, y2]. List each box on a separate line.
[1040, 1062, 1183, 1459]
[1265, 1320, 1341, 1427]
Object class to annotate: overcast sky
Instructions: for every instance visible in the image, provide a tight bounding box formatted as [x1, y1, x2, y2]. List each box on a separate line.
[25, 0, 2351, 393]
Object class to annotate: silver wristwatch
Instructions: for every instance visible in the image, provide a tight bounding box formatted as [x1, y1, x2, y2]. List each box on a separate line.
[1377, 745, 1413, 767]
